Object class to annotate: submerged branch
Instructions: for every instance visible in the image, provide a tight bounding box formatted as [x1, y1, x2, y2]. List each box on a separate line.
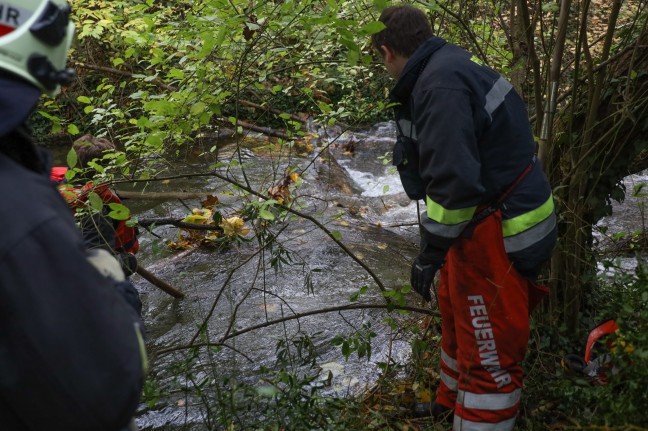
[157, 302, 437, 356]
[116, 190, 209, 200]
[138, 217, 222, 231]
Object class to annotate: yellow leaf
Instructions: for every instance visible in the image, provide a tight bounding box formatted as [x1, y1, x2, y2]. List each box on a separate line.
[220, 216, 250, 237]
[182, 208, 212, 224]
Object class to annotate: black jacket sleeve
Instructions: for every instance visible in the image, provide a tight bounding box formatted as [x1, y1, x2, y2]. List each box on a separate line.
[0, 216, 145, 431]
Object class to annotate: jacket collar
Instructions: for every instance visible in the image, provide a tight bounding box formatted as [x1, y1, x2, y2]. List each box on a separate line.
[390, 36, 447, 103]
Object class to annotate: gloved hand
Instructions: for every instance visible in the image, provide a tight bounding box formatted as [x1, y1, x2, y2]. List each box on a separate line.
[116, 252, 138, 277]
[410, 256, 440, 302]
[86, 248, 126, 282]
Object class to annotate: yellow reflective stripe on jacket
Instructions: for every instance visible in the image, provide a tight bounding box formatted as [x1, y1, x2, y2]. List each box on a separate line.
[501, 194, 554, 237]
[503, 211, 556, 253]
[426, 196, 477, 225]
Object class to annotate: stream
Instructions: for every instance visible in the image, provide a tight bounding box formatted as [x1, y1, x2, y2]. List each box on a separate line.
[124, 122, 422, 430]
[50, 122, 648, 430]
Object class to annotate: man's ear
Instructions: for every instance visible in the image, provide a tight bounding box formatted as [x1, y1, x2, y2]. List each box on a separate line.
[380, 44, 394, 62]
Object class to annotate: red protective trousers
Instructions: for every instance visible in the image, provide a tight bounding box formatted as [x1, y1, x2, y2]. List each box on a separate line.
[434, 211, 541, 431]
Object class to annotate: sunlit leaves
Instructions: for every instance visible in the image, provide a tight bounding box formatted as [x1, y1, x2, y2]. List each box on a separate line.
[67, 124, 80, 135]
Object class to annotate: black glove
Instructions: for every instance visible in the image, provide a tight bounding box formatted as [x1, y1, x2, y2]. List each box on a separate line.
[114, 280, 143, 317]
[410, 256, 440, 302]
[116, 252, 138, 277]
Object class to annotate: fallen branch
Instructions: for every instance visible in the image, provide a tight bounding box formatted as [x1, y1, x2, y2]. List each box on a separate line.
[116, 190, 208, 200]
[219, 118, 291, 140]
[158, 302, 437, 355]
[239, 100, 307, 124]
[136, 266, 186, 299]
[138, 217, 222, 231]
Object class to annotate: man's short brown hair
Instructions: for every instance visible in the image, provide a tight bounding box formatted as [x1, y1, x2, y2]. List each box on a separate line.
[72, 134, 116, 169]
[371, 5, 433, 58]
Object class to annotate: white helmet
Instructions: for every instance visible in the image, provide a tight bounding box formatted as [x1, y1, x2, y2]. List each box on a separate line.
[0, 0, 75, 95]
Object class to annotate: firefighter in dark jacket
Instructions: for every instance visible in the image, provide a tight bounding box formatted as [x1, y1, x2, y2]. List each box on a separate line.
[372, 5, 557, 430]
[0, 1, 146, 430]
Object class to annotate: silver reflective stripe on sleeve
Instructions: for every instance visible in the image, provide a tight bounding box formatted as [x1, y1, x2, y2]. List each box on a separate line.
[503, 211, 556, 253]
[457, 389, 521, 410]
[441, 370, 459, 391]
[421, 215, 470, 239]
[453, 416, 516, 431]
[441, 349, 459, 371]
[484, 77, 513, 120]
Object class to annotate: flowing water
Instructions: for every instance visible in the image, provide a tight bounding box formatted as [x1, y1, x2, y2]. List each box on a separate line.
[48, 122, 648, 430]
[122, 122, 423, 430]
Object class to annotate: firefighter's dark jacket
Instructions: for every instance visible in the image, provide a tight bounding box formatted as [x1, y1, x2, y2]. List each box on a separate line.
[390, 37, 557, 273]
[0, 130, 145, 430]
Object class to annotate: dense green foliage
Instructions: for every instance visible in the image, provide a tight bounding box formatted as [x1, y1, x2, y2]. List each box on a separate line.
[43, 0, 393, 163]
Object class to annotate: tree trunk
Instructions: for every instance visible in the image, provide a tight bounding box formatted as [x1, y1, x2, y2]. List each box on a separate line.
[546, 20, 648, 329]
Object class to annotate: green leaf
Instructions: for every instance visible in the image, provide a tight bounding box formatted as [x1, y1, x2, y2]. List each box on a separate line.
[318, 102, 332, 113]
[373, 0, 389, 9]
[361, 21, 385, 35]
[541, 2, 560, 12]
[331, 230, 342, 241]
[66, 148, 78, 168]
[190, 102, 206, 115]
[256, 385, 279, 397]
[67, 124, 80, 135]
[145, 134, 163, 148]
[259, 208, 275, 220]
[107, 203, 130, 220]
[77, 96, 92, 104]
[88, 192, 104, 212]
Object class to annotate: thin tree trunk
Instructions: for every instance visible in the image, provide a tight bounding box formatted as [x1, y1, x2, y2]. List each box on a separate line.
[539, 0, 571, 165]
